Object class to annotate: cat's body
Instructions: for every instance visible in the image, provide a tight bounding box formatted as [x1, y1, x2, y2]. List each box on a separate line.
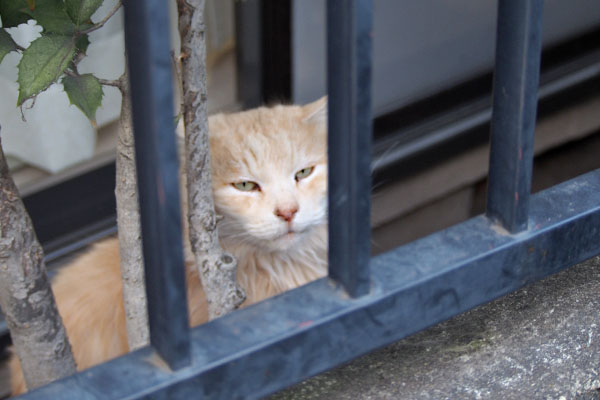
[10, 98, 328, 395]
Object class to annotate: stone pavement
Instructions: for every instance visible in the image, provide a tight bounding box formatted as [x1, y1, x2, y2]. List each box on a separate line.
[270, 256, 600, 400]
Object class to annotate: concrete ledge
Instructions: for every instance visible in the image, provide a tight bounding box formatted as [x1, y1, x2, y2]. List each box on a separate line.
[271, 256, 600, 400]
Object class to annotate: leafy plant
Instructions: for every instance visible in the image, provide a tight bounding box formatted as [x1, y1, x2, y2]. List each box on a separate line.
[0, 0, 121, 124]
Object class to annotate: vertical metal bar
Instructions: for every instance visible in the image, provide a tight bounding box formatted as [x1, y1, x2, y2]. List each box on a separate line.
[486, 0, 544, 233]
[327, 0, 373, 297]
[122, 1, 190, 369]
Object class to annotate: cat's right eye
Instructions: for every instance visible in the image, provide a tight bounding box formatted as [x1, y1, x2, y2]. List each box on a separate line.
[295, 166, 314, 181]
[233, 181, 260, 192]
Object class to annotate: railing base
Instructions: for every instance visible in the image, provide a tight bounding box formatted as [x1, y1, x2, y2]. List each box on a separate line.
[18, 168, 600, 400]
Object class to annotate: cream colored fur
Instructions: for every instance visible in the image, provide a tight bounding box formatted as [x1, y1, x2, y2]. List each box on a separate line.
[9, 97, 328, 395]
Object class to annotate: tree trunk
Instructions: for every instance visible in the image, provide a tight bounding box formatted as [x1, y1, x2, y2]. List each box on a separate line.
[114, 74, 150, 350]
[176, 0, 245, 319]
[0, 132, 77, 390]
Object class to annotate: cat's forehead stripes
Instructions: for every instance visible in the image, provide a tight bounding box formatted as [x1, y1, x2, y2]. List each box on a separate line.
[208, 103, 326, 183]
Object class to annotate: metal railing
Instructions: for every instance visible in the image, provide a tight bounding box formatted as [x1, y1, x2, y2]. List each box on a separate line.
[18, 0, 600, 398]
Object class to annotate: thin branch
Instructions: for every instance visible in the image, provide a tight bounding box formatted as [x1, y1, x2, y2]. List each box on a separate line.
[80, 1, 122, 35]
[98, 77, 124, 89]
[63, 69, 124, 90]
[177, 0, 246, 319]
[115, 66, 149, 350]
[0, 132, 77, 393]
[171, 50, 185, 114]
[62, 69, 77, 78]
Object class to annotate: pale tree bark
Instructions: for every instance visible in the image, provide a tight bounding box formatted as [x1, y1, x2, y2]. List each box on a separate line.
[176, 0, 246, 319]
[114, 73, 149, 350]
[0, 131, 76, 390]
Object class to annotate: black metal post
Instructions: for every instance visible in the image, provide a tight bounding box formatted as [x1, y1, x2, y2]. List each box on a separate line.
[122, 1, 191, 369]
[327, 0, 373, 297]
[486, 0, 544, 233]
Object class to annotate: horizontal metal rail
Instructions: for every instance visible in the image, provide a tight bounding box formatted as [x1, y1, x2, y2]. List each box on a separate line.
[18, 168, 600, 399]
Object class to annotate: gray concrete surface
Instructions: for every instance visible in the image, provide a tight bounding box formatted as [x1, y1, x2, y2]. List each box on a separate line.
[270, 256, 600, 400]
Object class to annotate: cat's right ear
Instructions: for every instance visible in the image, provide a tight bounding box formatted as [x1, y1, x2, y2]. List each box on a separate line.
[302, 96, 327, 127]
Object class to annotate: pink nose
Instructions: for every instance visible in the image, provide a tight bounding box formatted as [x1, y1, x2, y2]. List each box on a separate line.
[275, 206, 298, 222]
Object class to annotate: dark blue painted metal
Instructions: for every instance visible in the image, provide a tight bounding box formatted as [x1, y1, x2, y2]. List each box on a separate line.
[17, 169, 600, 399]
[122, 1, 190, 370]
[486, 0, 544, 233]
[327, 0, 373, 297]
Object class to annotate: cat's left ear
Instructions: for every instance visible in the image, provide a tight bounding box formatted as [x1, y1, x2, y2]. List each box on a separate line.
[302, 96, 327, 127]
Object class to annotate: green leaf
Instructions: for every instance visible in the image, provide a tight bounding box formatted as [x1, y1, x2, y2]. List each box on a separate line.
[17, 34, 75, 105]
[65, 0, 102, 27]
[75, 32, 89, 53]
[0, 0, 31, 27]
[24, 0, 75, 34]
[0, 28, 18, 63]
[62, 73, 103, 122]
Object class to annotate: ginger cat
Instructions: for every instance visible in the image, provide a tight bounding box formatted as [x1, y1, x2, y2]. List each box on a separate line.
[9, 97, 329, 395]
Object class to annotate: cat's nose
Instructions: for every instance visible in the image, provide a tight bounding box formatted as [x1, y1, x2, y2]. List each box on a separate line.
[275, 206, 299, 222]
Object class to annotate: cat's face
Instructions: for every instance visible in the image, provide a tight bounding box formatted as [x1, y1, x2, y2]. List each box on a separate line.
[209, 97, 327, 253]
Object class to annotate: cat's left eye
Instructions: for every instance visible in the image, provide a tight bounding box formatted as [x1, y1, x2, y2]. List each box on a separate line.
[295, 166, 314, 181]
[233, 181, 260, 191]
